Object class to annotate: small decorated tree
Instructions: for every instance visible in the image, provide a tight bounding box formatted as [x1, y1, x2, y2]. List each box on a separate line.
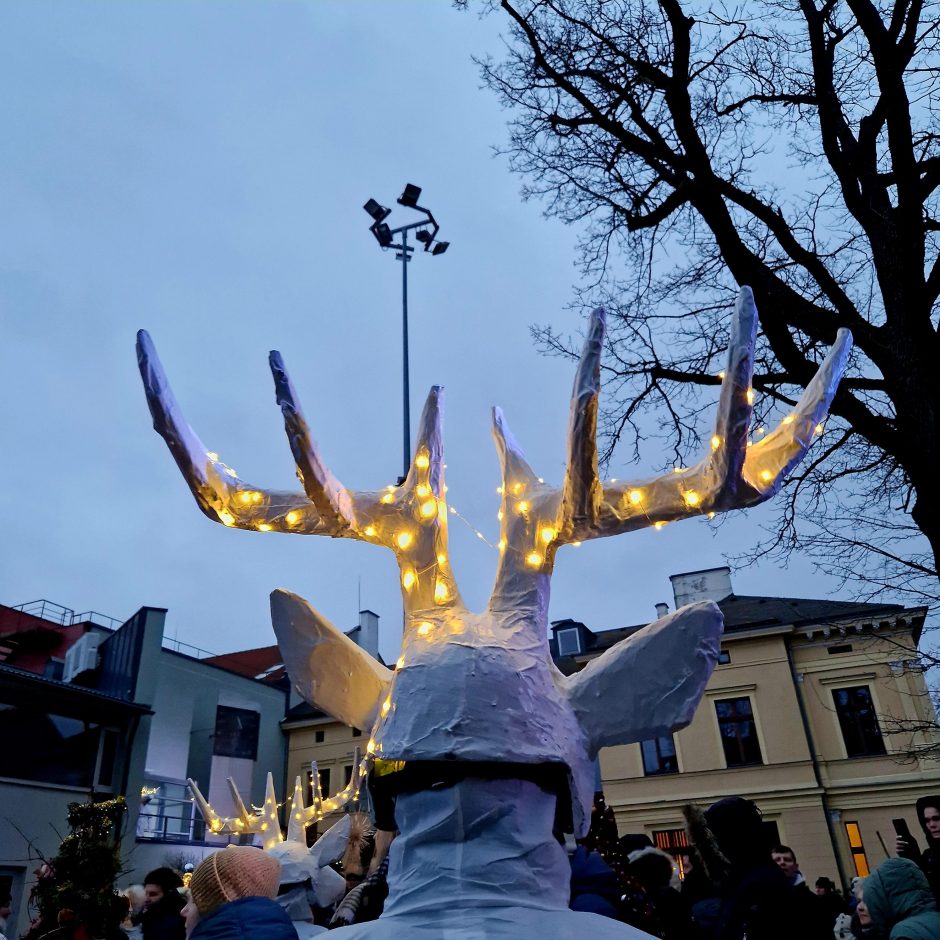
[31, 797, 127, 939]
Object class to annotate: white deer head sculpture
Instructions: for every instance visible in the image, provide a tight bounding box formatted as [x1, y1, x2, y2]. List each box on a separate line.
[139, 287, 851, 838]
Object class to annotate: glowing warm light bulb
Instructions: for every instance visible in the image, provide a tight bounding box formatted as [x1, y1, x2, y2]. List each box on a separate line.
[673, 467, 684, 474]
[416, 484, 430, 498]
[437, 552, 447, 565]
[420, 500, 437, 518]
[381, 699, 392, 716]
[512, 482, 524, 495]
[257, 523, 272, 532]
[654, 521, 667, 530]
[783, 414, 795, 425]
[517, 500, 530, 514]
[238, 491, 253, 504]
[498, 538, 507, 552]
[756, 426, 766, 435]
[540, 527, 556, 543]
[760, 469, 773, 482]
[628, 489, 643, 505]
[717, 371, 726, 380]
[572, 541, 582, 547]
[417, 621, 432, 636]
[415, 453, 430, 470]
[218, 510, 235, 526]
[497, 509, 504, 521]
[526, 551, 543, 567]
[364, 525, 377, 537]
[381, 493, 394, 504]
[402, 570, 416, 590]
[396, 656, 405, 669]
[496, 486, 504, 495]
[815, 423, 824, 434]
[224, 467, 238, 478]
[711, 435, 721, 450]
[367, 739, 376, 754]
[746, 388, 755, 405]
[707, 511, 716, 519]
[207, 452, 219, 461]
[386, 484, 396, 492]
[683, 491, 700, 507]
[285, 511, 300, 526]
[396, 531, 413, 550]
[434, 580, 448, 602]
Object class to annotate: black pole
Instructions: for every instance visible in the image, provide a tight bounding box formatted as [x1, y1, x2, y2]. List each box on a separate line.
[401, 228, 411, 481]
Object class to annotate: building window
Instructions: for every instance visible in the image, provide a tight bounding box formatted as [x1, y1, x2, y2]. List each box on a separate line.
[212, 706, 260, 760]
[827, 644, 853, 655]
[318, 767, 331, 797]
[352, 728, 362, 738]
[653, 828, 690, 878]
[718, 650, 731, 665]
[315, 730, 325, 743]
[832, 686, 885, 757]
[641, 736, 679, 775]
[845, 821, 870, 877]
[715, 697, 763, 767]
[556, 628, 581, 656]
[343, 765, 353, 786]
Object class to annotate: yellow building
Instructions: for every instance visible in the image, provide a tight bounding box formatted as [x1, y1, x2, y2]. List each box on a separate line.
[281, 571, 940, 884]
[551, 567, 939, 888]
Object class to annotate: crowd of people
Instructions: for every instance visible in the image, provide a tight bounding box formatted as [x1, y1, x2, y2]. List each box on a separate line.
[6, 791, 940, 940]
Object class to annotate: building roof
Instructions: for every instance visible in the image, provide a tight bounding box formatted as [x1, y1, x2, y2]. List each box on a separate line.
[551, 593, 919, 675]
[203, 645, 287, 683]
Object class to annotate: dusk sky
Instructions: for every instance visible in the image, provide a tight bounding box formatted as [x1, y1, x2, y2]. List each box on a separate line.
[1, 2, 851, 663]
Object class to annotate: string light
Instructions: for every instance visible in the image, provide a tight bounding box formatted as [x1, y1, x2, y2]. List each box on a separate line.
[512, 482, 525, 495]
[415, 453, 430, 469]
[285, 511, 300, 526]
[540, 527, 556, 543]
[381, 493, 394, 504]
[420, 500, 437, 519]
[628, 489, 643, 505]
[396, 531, 413, 550]
[402, 569, 416, 589]
[218, 510, 235, 526]
[711, 435, 721, 450]
[416, 484, 430, 498]
[417, 621, 432, 636]
[364, 525, 377, 537]
[654, 521, 667, 530]
[517, 500, 530, 513]
[683, 491, 700, 507]
[783, 414, 795, 425]
[746, 388, 755, 405]
[257, 523, 272, 532]
[437, 552, 447, 564]
[207, 452, 219, 461]
[815, 423, 824, 434]
[396, 656, 405, 669]
[434, 580, 449, 602]
[381, 699, 392, 715]
[759, 469, 773, 483]
[716, 371, 726, 380]
[526, 551, 543, 567]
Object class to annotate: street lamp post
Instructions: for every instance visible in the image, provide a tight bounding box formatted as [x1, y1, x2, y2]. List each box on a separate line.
[364, 185, 449, 482]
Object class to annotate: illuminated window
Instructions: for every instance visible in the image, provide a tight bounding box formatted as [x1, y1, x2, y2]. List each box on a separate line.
[653, 828, 690, 878]
[641, 735, 679, 775]
[715, 697, 763, 766]
[845, 821, 870, 877]
[832, 686, 885, 757]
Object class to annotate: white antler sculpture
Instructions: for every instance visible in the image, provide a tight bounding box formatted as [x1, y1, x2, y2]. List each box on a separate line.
[140, 287, 850, 839]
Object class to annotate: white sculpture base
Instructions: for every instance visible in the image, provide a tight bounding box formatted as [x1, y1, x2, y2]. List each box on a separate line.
[331, 777, 653, 938]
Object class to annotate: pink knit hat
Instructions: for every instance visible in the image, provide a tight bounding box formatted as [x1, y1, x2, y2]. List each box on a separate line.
[189, 846, 281, 915]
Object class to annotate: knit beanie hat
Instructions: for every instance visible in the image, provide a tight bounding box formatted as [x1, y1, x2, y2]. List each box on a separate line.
[189, 846, 281, 916]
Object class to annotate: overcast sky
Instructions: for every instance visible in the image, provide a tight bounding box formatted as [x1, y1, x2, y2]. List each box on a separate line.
[0, 2, 851, 663]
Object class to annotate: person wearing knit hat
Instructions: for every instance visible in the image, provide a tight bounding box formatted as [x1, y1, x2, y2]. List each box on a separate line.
[182, 847, 295, 940]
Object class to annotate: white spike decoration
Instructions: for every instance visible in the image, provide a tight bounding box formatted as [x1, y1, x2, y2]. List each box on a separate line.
[187, 749, 364, 851]
[143, 286, 852, 937]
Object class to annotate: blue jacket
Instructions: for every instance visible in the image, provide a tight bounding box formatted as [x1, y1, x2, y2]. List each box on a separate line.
[188, 897, 297, 940]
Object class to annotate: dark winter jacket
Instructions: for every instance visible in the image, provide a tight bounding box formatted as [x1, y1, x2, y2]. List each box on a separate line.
[188, 897, 296, 940]
[568, 846, 622, 920]
[139, 894, 185, 940]
[862, 858, 940, 940]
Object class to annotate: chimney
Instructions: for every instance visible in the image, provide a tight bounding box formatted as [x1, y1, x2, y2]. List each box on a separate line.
[670, 566, 733, 609]
[358, 609, 379, 658]
[655, 602, 669, 619]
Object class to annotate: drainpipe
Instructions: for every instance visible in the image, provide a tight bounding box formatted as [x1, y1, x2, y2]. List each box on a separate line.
[785, 635, 851, 890]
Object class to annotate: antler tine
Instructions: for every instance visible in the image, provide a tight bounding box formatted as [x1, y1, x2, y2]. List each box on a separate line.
[137, 331, 330, 534]
[558, 308, 606, 541]
[286, 775, 309, 843]
[270, 350, 356, 534]
[226, 776, 252, 826]
[187, 777, 247, 837]
[741, 327, 853, 496]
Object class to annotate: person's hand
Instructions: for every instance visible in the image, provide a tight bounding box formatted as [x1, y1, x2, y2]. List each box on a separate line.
[896, 835, 910, 855]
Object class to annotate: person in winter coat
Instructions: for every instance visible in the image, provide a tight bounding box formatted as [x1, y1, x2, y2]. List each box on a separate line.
[182, 846, 295, 940]
[895, 795, 940, 901]
[861, 858, 940, 940]
[139, 869, 185, 940]
[626, 845, 694, 940]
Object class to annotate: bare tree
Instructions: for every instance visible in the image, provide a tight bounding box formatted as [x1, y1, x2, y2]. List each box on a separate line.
[465, 0, 940, 608]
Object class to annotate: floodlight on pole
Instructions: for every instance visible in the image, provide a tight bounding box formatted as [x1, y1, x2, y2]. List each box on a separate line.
[362, 184, 451, 481]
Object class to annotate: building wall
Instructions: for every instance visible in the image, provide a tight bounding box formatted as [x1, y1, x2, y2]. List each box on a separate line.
[600, 619, 940, 888]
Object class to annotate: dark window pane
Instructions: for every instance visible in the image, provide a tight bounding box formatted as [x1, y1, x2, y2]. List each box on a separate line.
[343, 765, 353, 786]
[715, 696, 763, 766]
[352, 728, 362, 738]
[97, 728, 119, 787]
[213, 706, 260, 760]
[832, 686, 885, 757]
[0, 708, 99, 786]
[641, 735, 679, 775]
[718, 650, 731, 665]
[315, 730, 325, 743]
[318, 767, 331, 797]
